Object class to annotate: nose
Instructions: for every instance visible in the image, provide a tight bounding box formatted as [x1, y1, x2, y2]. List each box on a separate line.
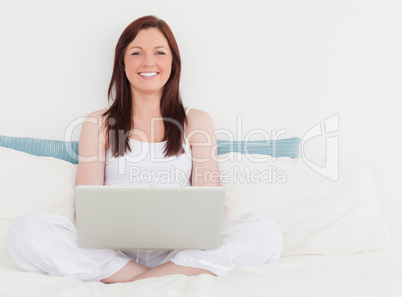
[142, 53, 155, 67]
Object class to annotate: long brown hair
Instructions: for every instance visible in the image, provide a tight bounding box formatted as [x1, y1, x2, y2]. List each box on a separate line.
[102, 15, 187, 157]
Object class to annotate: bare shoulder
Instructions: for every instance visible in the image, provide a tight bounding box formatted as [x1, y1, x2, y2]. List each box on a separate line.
[79, 108, 109, 150]
[82, 108, 109, 131]
[185, 108, 216, 145]
[185, 108, 214, 128]
[85, 108, 109, 122]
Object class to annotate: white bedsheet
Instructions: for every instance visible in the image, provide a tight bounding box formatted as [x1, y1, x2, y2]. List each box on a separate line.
[1, 253, 401, 297]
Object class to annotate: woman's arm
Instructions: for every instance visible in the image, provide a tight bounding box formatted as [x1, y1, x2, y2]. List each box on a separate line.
[75, 109, 108, 186]
[187, 109, 220, 187]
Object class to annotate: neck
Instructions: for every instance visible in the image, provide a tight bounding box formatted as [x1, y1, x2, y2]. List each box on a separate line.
[131, 91, 163, 121]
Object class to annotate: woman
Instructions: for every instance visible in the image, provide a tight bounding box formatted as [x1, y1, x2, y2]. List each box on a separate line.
[8, 15, 282, 283]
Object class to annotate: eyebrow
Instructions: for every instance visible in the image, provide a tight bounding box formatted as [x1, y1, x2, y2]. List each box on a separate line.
[128, 46, 168, 50]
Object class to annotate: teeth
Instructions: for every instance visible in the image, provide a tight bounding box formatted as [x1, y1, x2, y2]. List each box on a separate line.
[139, 72, 158, 77]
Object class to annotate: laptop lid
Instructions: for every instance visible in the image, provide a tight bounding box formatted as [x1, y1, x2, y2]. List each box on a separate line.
[75, 186, 225, 250]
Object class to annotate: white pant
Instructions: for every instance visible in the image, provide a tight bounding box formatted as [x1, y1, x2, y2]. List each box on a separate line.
[7, 213, 282, 282]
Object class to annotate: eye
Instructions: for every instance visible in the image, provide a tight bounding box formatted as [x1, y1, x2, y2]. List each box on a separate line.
[132, 52, 141, 56]
[156, 51, 166, 55]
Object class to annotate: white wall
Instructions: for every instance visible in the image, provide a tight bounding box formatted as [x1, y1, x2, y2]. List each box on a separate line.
[1, 0, 401, 249]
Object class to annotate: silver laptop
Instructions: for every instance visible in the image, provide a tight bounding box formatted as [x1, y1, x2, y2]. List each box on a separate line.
[75, 185, 225, 250]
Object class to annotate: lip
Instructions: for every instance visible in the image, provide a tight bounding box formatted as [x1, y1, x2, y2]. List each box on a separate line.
[138, 72, 160, 80]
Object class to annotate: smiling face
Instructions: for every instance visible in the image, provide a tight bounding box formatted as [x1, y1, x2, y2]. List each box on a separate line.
[124, 28, 173, 97]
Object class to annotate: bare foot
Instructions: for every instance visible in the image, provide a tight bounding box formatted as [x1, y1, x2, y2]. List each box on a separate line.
[101, 261, 151, 284]
[133, 261, 216, 281]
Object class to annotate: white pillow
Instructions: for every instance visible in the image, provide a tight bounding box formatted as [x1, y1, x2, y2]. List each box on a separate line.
[217, 152, 395, 256]
[0, 147, 77, 270]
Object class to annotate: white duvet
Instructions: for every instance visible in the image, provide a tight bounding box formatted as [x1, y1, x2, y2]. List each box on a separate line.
[1, 149, 401, 296]
[1, 253, 401, 297]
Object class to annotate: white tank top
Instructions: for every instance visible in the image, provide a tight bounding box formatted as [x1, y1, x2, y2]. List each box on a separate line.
[104, 108, 192, 187]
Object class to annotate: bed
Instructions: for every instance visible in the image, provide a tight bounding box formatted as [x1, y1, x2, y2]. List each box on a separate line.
[1, 135, 401, 297]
